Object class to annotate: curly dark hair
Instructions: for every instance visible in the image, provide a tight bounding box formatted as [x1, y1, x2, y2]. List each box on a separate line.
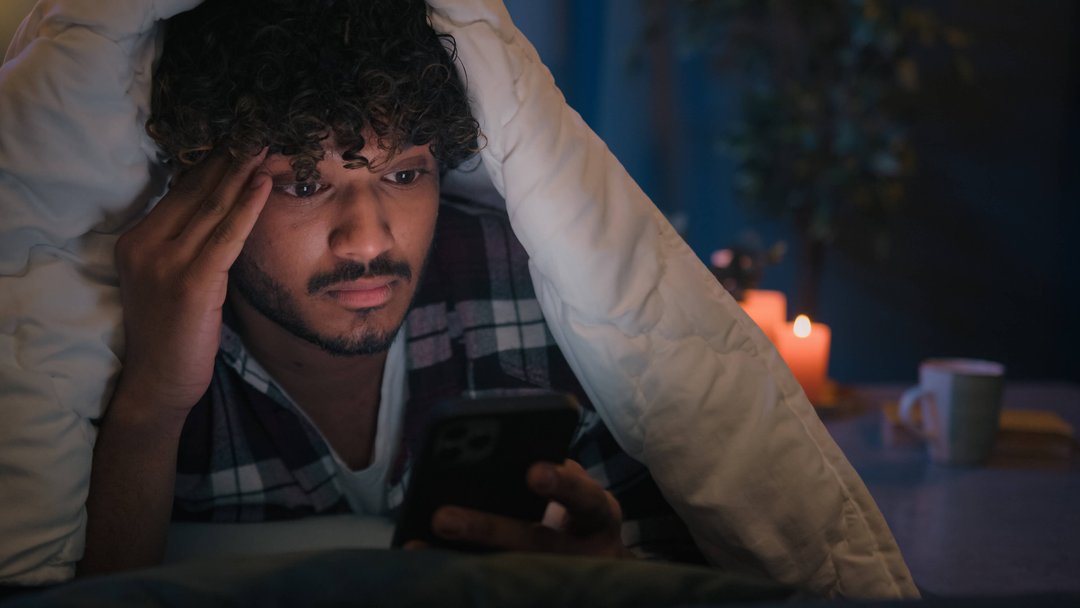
[147, 0, 482, 181]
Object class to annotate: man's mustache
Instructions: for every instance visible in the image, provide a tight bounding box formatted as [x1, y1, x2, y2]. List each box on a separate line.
[307, 256, 413, 294]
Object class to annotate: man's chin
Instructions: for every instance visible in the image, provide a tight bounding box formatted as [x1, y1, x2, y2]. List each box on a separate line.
[257, 304, 404, 357]
[299, 326, 400, 357]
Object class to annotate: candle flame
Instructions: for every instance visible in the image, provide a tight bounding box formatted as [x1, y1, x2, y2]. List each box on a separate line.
[794, 315, 812, 338]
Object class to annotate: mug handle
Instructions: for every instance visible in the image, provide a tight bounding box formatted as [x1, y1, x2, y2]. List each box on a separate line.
[899, 386, 932, 439]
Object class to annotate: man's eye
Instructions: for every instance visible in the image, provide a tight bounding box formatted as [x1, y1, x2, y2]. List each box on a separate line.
[388, 169, 423, 185]
[276, 182, 326, 198]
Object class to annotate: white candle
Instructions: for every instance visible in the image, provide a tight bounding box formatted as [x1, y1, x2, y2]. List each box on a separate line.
[776, 315, 832, 404]
[738, 289, 787, 344]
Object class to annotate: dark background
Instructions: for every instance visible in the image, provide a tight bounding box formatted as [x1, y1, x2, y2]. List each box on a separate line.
[505, 0, 1079, 384]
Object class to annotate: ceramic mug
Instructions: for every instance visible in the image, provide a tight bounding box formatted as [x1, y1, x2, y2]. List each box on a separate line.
[899, 359, 1006, 465]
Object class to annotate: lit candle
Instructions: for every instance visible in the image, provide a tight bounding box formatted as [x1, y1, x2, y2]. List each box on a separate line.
[776, 314, 832, 404]
[738, 289, 787, 344]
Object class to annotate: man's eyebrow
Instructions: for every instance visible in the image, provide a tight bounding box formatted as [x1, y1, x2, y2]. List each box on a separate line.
[334, 144, 418, 162]
[262, 162, 298, 179]
[387, 149, 433, 165]
[262, 145, 432, 176]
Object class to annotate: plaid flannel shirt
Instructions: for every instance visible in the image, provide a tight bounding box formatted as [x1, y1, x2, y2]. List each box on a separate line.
[174, 199, 705, 563]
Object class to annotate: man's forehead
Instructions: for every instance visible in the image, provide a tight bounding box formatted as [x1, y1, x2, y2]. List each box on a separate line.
[263, 141, 432, 171]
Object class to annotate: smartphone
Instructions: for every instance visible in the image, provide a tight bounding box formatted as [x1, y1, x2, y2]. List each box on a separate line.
[391, 390, 581, 550]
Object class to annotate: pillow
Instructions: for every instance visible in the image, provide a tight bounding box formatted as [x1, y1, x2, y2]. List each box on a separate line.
[0, 0, 200, 585]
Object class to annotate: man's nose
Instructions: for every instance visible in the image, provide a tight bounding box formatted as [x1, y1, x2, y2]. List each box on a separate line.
[328, 185, 394, 262]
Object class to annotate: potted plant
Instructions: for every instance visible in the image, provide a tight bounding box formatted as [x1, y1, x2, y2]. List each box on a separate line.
[662, 0, 972, 314]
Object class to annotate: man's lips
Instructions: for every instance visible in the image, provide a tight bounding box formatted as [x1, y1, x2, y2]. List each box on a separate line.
[323, 278, 398, 309]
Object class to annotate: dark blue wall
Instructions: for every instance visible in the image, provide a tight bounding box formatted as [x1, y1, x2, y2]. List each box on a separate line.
[505, 0, 1079, 383]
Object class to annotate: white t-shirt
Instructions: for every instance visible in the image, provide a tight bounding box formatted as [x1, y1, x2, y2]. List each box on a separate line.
[326, 330, 408, 515]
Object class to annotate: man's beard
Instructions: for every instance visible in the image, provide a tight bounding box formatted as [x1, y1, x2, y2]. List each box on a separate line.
[230, 253, 420, 357]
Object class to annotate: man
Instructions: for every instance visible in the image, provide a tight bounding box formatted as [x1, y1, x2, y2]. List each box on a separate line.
[80, 0, 693, 574]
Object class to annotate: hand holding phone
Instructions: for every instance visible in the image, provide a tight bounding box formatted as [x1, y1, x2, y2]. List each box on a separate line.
[428, 458, 632, 558]
[392, 391, 631, 558]
[392, 391, 580, 550]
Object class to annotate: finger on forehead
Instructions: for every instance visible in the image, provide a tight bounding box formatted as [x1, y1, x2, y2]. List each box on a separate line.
[166, 148, 234, 201]
[178, 148, 269, 248]
[134, 148, 236, 237]
[158, 149, 268, 241]
[202, 148, 269, 215]
[186, 168, 271, 275]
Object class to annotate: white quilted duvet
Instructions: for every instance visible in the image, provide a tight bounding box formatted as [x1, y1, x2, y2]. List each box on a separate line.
[0, 0, 917, 597]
